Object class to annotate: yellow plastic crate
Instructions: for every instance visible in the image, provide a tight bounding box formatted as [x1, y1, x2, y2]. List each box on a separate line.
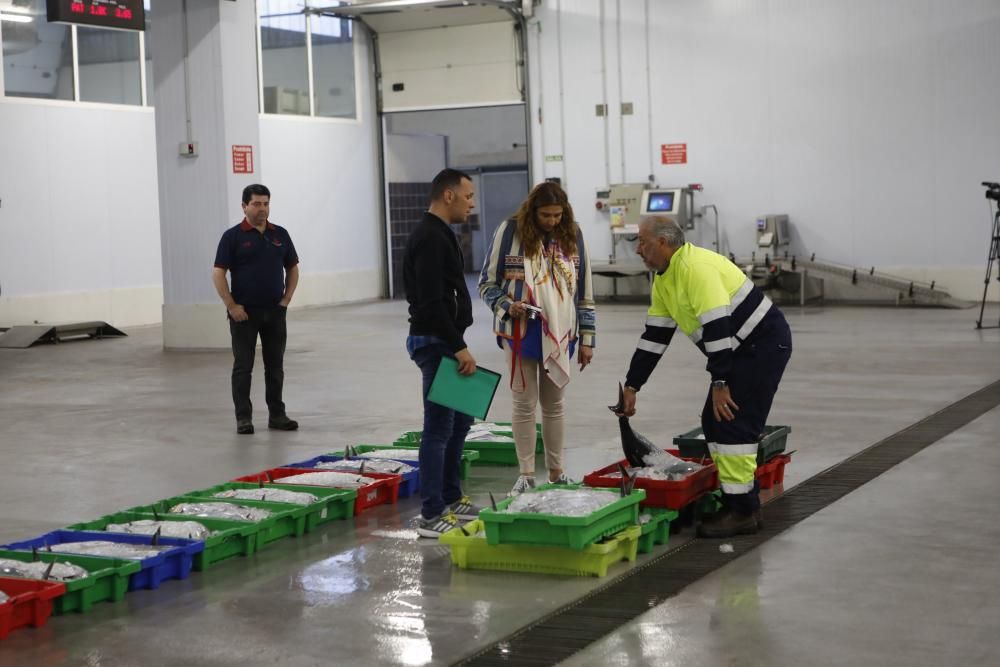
[440, 520, 640, 577]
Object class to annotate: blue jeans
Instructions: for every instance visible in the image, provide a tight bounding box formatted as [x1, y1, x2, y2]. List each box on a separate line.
[407, 336, 474, 519]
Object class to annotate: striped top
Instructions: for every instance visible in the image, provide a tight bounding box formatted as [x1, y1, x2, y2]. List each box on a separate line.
[478, 219, 597, 347]
[625, 242, 773, 388]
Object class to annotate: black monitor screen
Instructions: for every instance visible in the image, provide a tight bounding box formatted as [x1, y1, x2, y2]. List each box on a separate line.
[646, 192, 675, 212]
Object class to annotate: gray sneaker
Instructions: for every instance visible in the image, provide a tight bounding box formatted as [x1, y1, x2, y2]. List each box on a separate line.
[508, 475, 536, 497]
[448, 496, 483, 521]
[415, 512, 459, 538]
[549, 473, 575, 485]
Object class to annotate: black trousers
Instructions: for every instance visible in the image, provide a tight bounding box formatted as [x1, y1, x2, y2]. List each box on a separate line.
[701, 308, 792, 513]
[229, 306, 288, 421]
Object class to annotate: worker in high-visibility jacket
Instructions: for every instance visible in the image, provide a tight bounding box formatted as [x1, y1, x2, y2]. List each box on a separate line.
[618, 215, 792, 538]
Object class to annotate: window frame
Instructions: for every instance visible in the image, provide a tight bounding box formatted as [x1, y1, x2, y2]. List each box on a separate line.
[0, 11, 149, 108]
[256, 0, 361, 123]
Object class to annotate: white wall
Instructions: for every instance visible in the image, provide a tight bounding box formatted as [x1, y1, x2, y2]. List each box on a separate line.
[0, 100, 163, 326]
[258, 33, 383, 306]
[0, 27, 382, 328]
[529, 0, 1000, 301]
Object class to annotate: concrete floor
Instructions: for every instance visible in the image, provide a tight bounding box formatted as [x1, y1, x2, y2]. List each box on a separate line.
[0, 297, 998, 666]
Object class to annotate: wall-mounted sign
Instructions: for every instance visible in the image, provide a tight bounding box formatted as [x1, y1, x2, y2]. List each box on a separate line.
[47, 0, 145, 32]
[545, 155, 564, 162]
[232, 145, 254, 174]
[661, 143, 687, 165]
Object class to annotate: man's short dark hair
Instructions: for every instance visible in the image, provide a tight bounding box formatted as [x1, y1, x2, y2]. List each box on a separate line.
[429, 169, 471, 202]
[242, 184, 271, 204]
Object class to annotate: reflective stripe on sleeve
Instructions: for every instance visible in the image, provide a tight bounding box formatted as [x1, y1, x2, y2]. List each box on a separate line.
[703, 337, 736, 353]
[646, 315, 677, 329]
[735, 295, 773, 341]
[698, 305, 729, 326]
[729, 279, 754, 309]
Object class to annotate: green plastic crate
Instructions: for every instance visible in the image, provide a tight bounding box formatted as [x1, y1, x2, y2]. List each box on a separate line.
[393, 431, 520, 466]
[673, 425, 791, 465]
[479, 484, 645, 550]
[339, 444, 479, 480]
[0, 549, 140, 614]
[636, 510, 677, 554]
[184, 482, 356, 532]
[395, 422, 544, 462]
[483, 422, 545, 453]
[440, 520, 641, 577]
[67, 510, 259, 572]
[129, 495, 310, 546]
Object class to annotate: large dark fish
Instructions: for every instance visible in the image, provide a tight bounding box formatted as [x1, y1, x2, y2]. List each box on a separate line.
[609, 383, 664, 467]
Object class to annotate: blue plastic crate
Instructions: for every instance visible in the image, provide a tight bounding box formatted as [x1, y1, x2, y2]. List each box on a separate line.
[1, 530, 203, 592]
[283, 454, 419, 498]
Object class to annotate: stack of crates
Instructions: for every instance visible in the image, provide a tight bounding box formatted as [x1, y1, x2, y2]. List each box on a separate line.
[439, 484, 667, 577]
[673, 425, 793, 490]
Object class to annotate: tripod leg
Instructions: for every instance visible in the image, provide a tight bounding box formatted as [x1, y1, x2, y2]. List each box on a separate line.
[976, 212, 1000, 329]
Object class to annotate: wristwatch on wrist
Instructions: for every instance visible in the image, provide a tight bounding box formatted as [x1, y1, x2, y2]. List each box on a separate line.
[711, 380, 728, 390]
[624, 385, 638, 393]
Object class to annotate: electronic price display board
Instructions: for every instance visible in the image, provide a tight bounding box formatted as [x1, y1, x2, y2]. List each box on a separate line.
[47, 0, 145, 32]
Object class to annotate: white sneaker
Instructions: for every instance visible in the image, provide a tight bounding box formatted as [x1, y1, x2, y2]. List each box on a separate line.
[415, 512, 459, 538]
[508, 474, 536, 497]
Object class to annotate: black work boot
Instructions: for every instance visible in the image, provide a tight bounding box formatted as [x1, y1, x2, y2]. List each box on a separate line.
[697, 509, 759, 538]
[236, 419, 254, 435]
[268, 414, 299, 431]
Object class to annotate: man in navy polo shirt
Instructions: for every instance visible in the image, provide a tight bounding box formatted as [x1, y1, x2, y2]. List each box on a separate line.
[212, 184, 300, 435]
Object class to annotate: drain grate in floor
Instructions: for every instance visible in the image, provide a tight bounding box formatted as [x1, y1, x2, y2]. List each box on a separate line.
[455, 380, 1000, 666]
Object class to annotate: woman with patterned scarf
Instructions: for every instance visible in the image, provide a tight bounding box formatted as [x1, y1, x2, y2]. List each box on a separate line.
[478, 181, 597, 496]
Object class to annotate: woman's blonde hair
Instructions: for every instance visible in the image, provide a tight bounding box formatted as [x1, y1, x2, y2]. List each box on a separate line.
[512, 181, 578, 258]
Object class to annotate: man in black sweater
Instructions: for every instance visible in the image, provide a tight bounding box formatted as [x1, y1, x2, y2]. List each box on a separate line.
[404, 169, 483, 538]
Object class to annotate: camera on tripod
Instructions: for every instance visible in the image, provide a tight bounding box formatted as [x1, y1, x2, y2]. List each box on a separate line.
[983, 181, 1000, 202]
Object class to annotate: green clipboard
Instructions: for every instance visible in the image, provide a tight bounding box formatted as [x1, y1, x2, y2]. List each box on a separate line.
[427, 356, 502, 419]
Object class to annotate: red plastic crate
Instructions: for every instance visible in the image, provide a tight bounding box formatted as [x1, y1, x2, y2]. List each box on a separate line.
[233, 468, 400, 515]
[755, 453, 792, 490]
[583, 451, 719, 510]
[0, 578, 66, 640]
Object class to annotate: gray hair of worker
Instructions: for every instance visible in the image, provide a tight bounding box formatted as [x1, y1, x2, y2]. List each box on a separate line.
[640, 215, 686, 248]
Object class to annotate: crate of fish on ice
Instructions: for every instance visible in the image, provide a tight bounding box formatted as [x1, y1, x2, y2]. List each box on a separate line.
[185, 481, 357, 532]
[590, 387, 720, 510]
[394, 421, 544, 466]
[0, 550, 139, 614]
[583, 451, 718, 510]
[0, 530, 202, 592]
[68, 509, 264, 571]
[284, 450, 420, 498]
[232, 468, 400, 515]
[129, 495, 312, 546]
[0, 577, 66, 639]
[477, 484, 645, 550]
[440, 520, 642, 577]
[330, 444, 480, 480]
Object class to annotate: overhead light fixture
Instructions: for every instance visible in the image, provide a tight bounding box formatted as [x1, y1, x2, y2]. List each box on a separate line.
[0, 12, 33, 23]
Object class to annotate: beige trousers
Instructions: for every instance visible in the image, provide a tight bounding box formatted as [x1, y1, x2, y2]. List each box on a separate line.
[505, 348, 565, 475]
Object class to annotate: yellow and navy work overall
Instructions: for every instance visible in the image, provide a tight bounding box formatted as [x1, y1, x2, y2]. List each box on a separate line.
[624, 243, 792, 513]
